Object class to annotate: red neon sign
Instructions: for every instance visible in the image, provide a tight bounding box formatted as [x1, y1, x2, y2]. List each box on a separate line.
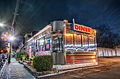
[73, 24, 91, 33]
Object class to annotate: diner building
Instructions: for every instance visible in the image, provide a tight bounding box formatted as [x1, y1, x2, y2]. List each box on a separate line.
[25, 20, 97, 69]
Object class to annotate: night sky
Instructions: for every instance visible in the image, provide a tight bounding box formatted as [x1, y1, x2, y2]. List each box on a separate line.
[0, 0, 120, 39]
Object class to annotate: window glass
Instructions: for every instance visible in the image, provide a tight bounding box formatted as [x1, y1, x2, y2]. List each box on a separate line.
[75, 34, 81, 47]
[45, 37, 50, 51]
[40, 38, 44, 52]
[82, 35, 88, 47]
[89, 36, 94, 47]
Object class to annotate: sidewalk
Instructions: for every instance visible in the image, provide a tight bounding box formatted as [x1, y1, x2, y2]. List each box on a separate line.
[3, 58, 35, 79]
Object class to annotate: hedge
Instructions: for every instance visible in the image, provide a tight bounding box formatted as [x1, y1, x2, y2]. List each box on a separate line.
[15, 51, 28, 61]
[33, 55, 53, 72]
[30, 55, 35, 64]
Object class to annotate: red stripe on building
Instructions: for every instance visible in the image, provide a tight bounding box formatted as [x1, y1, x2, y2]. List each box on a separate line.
[66, 55, 96, 57]
[28, 53, 32, 55]
[66, 58, 96, 61]
[67, 61, 95, 64]
[36, 54, 46, 56]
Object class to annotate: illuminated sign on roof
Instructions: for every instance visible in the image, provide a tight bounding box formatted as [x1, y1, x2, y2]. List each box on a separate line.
[73, 24, 91, 33]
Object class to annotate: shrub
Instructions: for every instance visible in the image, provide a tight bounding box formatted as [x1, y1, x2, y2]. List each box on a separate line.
[21, 55, 26, 61]
[25, 54, 29, 60]
[15, 52, 22, 60]
[15, 49, 28, 61]
[33, 55, 53, 72]
[30, 55, 35, 65]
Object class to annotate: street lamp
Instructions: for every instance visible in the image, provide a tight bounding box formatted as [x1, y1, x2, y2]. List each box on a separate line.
[0, 23, 5, 27]
[9, 36, 16, 41]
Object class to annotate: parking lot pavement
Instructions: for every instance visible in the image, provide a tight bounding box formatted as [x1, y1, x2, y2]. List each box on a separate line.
[39, 57, 120, 79]
[82, 64, 120, 79]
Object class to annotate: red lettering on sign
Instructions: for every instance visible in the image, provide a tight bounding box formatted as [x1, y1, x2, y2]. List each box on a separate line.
[81, 26, 85, 31]
[88, 28, 91, 33]
[74, 24, 91, 33]
[75, 24, 78, 30]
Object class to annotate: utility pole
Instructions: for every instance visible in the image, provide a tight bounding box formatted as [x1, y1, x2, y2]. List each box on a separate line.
[8, 0, 20, 63]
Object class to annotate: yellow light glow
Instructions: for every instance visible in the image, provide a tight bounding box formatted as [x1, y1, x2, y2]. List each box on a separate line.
[92, 59, 96, 62]
[91, 56, 96, 58]
[64, 33, 73, 36]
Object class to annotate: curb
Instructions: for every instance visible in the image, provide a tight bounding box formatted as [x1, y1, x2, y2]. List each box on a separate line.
[37, 65, 101, 78]
[23, 63, 37, 77]
[21, 61, 102, 78]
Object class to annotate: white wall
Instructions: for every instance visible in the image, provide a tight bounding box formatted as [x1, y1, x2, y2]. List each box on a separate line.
[97, 47, 120, 57]
[116, 48, 120, 56]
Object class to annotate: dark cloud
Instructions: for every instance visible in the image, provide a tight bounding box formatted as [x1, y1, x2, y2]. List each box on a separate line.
[0, 0, 120, 36]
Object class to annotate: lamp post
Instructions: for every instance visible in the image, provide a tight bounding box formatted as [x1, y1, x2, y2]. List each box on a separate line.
[8, 36, 15, 63]
[8, 0, 20, 63]
[8, 42, 11, 63]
